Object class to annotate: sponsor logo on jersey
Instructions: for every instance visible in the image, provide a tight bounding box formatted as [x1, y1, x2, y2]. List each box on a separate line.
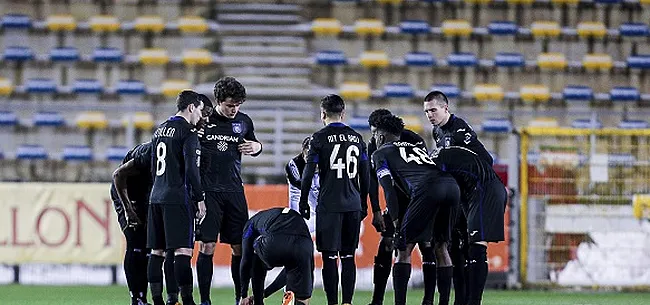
[217, 141, 228, 152]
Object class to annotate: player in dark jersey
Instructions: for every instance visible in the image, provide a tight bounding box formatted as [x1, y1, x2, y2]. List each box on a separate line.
[196, 77, 262, 305]
[239, 207, 314, 305]
[299, 94, 369, 305]
[371, 114, 460, 305]
[112, 142, 153, 305]
[147, 90, 206, 305]
[434, 147, 507, 305]
[366, 109, 447, 305]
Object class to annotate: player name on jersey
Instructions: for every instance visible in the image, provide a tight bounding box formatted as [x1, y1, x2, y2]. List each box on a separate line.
[327, 134, 360, 143]
[153, 126, 176, 138]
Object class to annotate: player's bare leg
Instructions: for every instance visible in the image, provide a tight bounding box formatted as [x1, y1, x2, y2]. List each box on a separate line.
[434, 242, 453, 305]
[175, 248, 196, 305]
[393, 243, 416, 305]
[149, 249, 166, 305]
[197, 241, 216, 305]
[232, 244, 243, 305]
[467, 241, 489, 305]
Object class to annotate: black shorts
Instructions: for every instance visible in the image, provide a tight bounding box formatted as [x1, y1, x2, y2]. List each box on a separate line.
[315, 211, 361, 252]
[381, 189, 409, 238]
[198, 191, 249, 244]
[147, 204, 195, 250]
[113, 199, 148, 232]
[466, 179, 506, 243]
[255, 234, 314, 299]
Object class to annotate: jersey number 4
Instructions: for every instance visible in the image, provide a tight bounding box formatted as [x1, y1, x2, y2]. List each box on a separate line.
[330, 144, 359, 179]
[399, 147, 435, 165]
[156, 142, 167, 176]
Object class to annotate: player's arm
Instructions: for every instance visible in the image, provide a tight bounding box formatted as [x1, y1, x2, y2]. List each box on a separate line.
[240, 117, 263, 156]
[373, 153, 399, 222]
[183, 134, 206, 218]
[285, 159, 302, 188]
[299, 136, 318, 219]
[239, 220, 257, 299]
[367, 139, 381, 214]
[112, 159, 142, 225]
[359, 140, 370, 220]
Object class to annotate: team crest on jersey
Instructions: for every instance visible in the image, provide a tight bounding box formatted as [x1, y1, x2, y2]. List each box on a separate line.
[444, 136, 451, 148]
[232, 122, 242, 134]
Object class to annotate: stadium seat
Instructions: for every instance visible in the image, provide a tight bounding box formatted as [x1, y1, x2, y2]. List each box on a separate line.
[76, 111, 108, 129]
[161, 79, 191, 97]
[400, 20, 430, 35]
[16, 145, 48, 160]
[0, 111, 18, 126]
[354, 19, 385, 36]
[3, 46, 34, 61]
[89, 15, 120, 32]
[182, 49, 213, 65]
[473, 84, 504, 101]
[550, 0, 580, 5]
[520, 85, 551, 103]
[92, 47, 123, 63]
[46, 14, 76, 31]
[25, 78, 57, 94]
[377, 0, 403, 4]
[316, 50, 347, 65]
[348, 116, 370, 131]
[563, 85, 593, 101]
[49, 47, 80, 62]
[116, 80, 146, 95]
[106, 146, 129, 162]
[404, 52, 435, 67]
[360, 51, 389, 68]
[447, 52, 477, 67]
[610, 87, 640, 102]
[33, 112, 65, 127]
[488, 21, 518, 36]
[531, 21, 561, 38]
[312, 18, 342, 36]
[134, 15, 165, 33]
[139, 48, 169, 65]
[571, 119, 602, 129]
[340, 82, 371, 100]
[1, 14, 31, 29]
[627, 55, 650, 69]
[127, 112, 155, 130]
[619, 120, 648, 129]
[594, 0, 620, 3]
[63, 145, 93, 161]
[582, 53, 613, 71]
[537, 52, 567, 70]
[73, 79, 103, 94]
[619, 23, 649, 38]
[481, 118, 512, 133]
[506, 0, 534, 4]
[0, 78, 14, 95]
[178, 16, 208, 34]
[383, 83, 415, 98]
[528, 117, 559, 127]
[430, 83, 461, 99]
[464, 0, 492, 4]
[494, 52, 525, 68]
[442, 20, 472, 37]
[577, 22, 607, 39]
[402, 115, 423, 134]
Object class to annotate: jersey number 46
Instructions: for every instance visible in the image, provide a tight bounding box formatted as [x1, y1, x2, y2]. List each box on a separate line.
[330, 143, 359, 179]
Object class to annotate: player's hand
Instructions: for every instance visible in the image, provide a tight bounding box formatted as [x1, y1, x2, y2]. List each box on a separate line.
[372, 211, 386, 233]
[125, 205, 142, 227]
[299, 200, 310, 220]
[196, 200, 206, 223]
[240, 296, 254, 305]
[238, 140, 262, 155]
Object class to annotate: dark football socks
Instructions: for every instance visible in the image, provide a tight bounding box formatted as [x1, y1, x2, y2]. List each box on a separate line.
[421, 246, 437, 305]
[231, 255, 243, 303]
[321, 252, 339, 305]
[164, 250, 178, 303]
[370, 246, 393, 305]
[148, 254, 165, 305]
[392, 262, 411, 305]
[340, 252, 356, 304]
[174, 255, 195, 305]
[437, 266, 453, 305]
[468, 244, 488, 305]
[197, 252, 214, 303]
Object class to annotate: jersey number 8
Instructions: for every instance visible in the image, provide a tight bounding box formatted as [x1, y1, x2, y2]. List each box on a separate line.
[156, 142, 167, 176]
[330, 144, 359, 179]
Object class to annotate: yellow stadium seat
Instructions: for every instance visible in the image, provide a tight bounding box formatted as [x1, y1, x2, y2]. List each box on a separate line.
[123, 112, 155, 130]
[76, 111, 108, 129]
[582, 53, 613, 71]
[531, 21, 561, 38]
[340, 82, 371, 100]
[473, 84, 504, 101]
[577, 22, 606, 39]
[139, 48, 169, 65]
[633, 194, 650, 220]
[442, 20, 472, 37]
[551, 0, 580, 4]
[464, 0, 492, 4]
[520, 85, 551, 103]
[402, 115, 423, 134]
[0, 78, 13, 95]
[354, 19, 385, 36]
[537, 52, 567, 70]
[134, 15, 165, 33]
[360, 51, 389, 68]
[46, 15, 76, 31]
[312, 18, 342, 36]
[89, 15, 120, 32]
[161, 79, 191, 98]
[528, 117, 558, 128]
[182, 49, 213, 66]
[377, 0, 403, 3]
[641, 0, 650, 4]
[178, 16, 208, 33]
[507, 0, 534, 4]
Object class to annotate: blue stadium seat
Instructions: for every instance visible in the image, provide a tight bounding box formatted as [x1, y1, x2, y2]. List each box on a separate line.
[63, 145, 93, 161]
[383, 83, 415, 98]
[430, 83, 460, 99]
[16, 145, 48, 160]
[627, 55, 650, 69]
[481, 118, 512, 133]
[447, 52, 477, 67]
[571, 119, 602, 129]
[33, 112, 65, 127]
[618, 120, 648, 129]
[92, 47, 123, 63]
[50, 47, 80, 62]
[116, 80, 146, 95]
[348, 116, 370, 131]
[610, 87, 640, 102]
[620, 23, 649, 37]
[594, 0, 620, 4]
[3, 46, 34, 61]
[563, 85, 593, 101]
[106, 146, 129, 162]
[399, 20, 430, 35]
[608, 154, 635, 167]
[404, 52, 435, 67]
[1, 14, 31, 29]
[494, 52, 525, 68]
[315, 50, 347, 65]
[25, 78, 57, 94]
[0, 111, 18, 126]
[488, 21, 518, 36]
[73, 79, 103, 94]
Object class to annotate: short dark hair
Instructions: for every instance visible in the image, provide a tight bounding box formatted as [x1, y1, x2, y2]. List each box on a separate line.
[374, 114, 404, 137]
[214, 76, 246, 104]
[320, 94, 345, 117]
[424, 90, 449, 106]
[368, 108, 392, 127]
[301, 136, 311, 150]
[177, 90, 201, 112]
[198, 93, 213, 108]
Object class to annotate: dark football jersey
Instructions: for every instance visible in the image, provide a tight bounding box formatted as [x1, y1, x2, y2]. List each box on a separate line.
[433, 114, 493, 165]
[434, 146, 501, 201]
[306, 122, 368, 213]
[198, 111, 260, 192]
[242, 207, 311, 240]
[149, 116, 204, 204]
[110, 142, 153, 211]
